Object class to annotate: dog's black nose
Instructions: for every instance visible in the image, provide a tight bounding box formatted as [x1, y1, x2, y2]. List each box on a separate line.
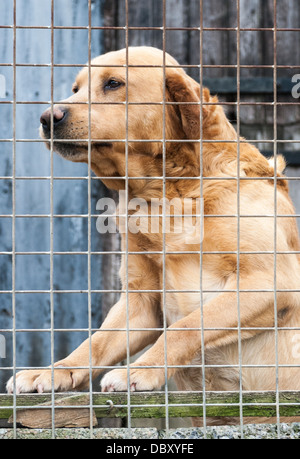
[40, 107, 67, 131]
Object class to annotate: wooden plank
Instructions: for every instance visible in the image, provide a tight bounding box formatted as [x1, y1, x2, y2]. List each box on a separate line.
[165, 0, 189, 70]
[262, 151, 300, 167]
[1, 391, 300, 422]
[276, 0, 300, 70]
[202, 0, 233, 79]
[203, 77, 295, 94]
[239, 0, 265, 77]
[8, 394, 97, 429]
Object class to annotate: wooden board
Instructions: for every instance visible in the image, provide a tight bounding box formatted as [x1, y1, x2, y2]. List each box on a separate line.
[1, 391, 300, 427]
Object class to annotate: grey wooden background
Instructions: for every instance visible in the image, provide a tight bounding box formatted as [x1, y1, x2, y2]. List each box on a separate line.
[0, 0, 299, 414]
[0, 0, 121, 393]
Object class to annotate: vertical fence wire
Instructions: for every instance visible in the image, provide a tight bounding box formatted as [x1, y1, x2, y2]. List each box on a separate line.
[162, 0, 169, 436]
[236, 0, 244, 437]
[11, 0, 17, 440]
[50, 0, 55, 438]
[88, 0, 94, 437]
[124, 0, 132, 435]
[199, 0, 207, 439]
[273, 0, 280, 438]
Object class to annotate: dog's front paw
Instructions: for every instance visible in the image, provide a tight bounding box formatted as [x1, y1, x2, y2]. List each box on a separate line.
[6, 361, 88, 394]
[101, 366, 165, 392]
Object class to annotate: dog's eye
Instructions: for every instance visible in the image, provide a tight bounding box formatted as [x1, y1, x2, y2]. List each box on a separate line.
[104, 79, 123, 91]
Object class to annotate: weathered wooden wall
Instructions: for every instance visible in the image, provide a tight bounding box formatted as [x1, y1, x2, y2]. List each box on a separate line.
[0, 0, 121, 394]
[102, 0, 300, 170]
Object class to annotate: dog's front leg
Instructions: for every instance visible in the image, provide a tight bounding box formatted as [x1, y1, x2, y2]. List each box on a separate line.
[102, 272, 293, 391]
[6, 292, 161, 394]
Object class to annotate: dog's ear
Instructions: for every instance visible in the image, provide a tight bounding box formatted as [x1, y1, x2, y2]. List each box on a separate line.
[165, 69, 210, 139]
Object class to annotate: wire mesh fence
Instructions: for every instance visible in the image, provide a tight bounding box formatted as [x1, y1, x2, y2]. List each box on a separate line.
[0, 0, 300, 440]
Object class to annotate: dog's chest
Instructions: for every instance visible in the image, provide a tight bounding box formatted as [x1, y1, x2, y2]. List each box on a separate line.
[164, 257, 225, 326]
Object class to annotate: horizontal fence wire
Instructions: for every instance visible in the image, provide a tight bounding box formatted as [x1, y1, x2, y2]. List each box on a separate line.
[0, 0, 300, 440]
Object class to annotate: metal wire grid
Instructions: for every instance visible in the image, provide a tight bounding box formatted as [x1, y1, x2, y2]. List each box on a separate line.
[0, 0, 299, 440]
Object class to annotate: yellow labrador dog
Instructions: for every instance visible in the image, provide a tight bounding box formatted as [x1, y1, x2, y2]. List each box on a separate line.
[7, 47, 300, 425]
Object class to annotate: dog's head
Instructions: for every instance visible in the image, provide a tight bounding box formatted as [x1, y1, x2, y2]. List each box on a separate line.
[40, 46, 211, 186]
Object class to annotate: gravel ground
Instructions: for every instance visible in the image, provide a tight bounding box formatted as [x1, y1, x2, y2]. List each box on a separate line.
[159, 423, 300, 439]
[1, 423, 300, 439]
